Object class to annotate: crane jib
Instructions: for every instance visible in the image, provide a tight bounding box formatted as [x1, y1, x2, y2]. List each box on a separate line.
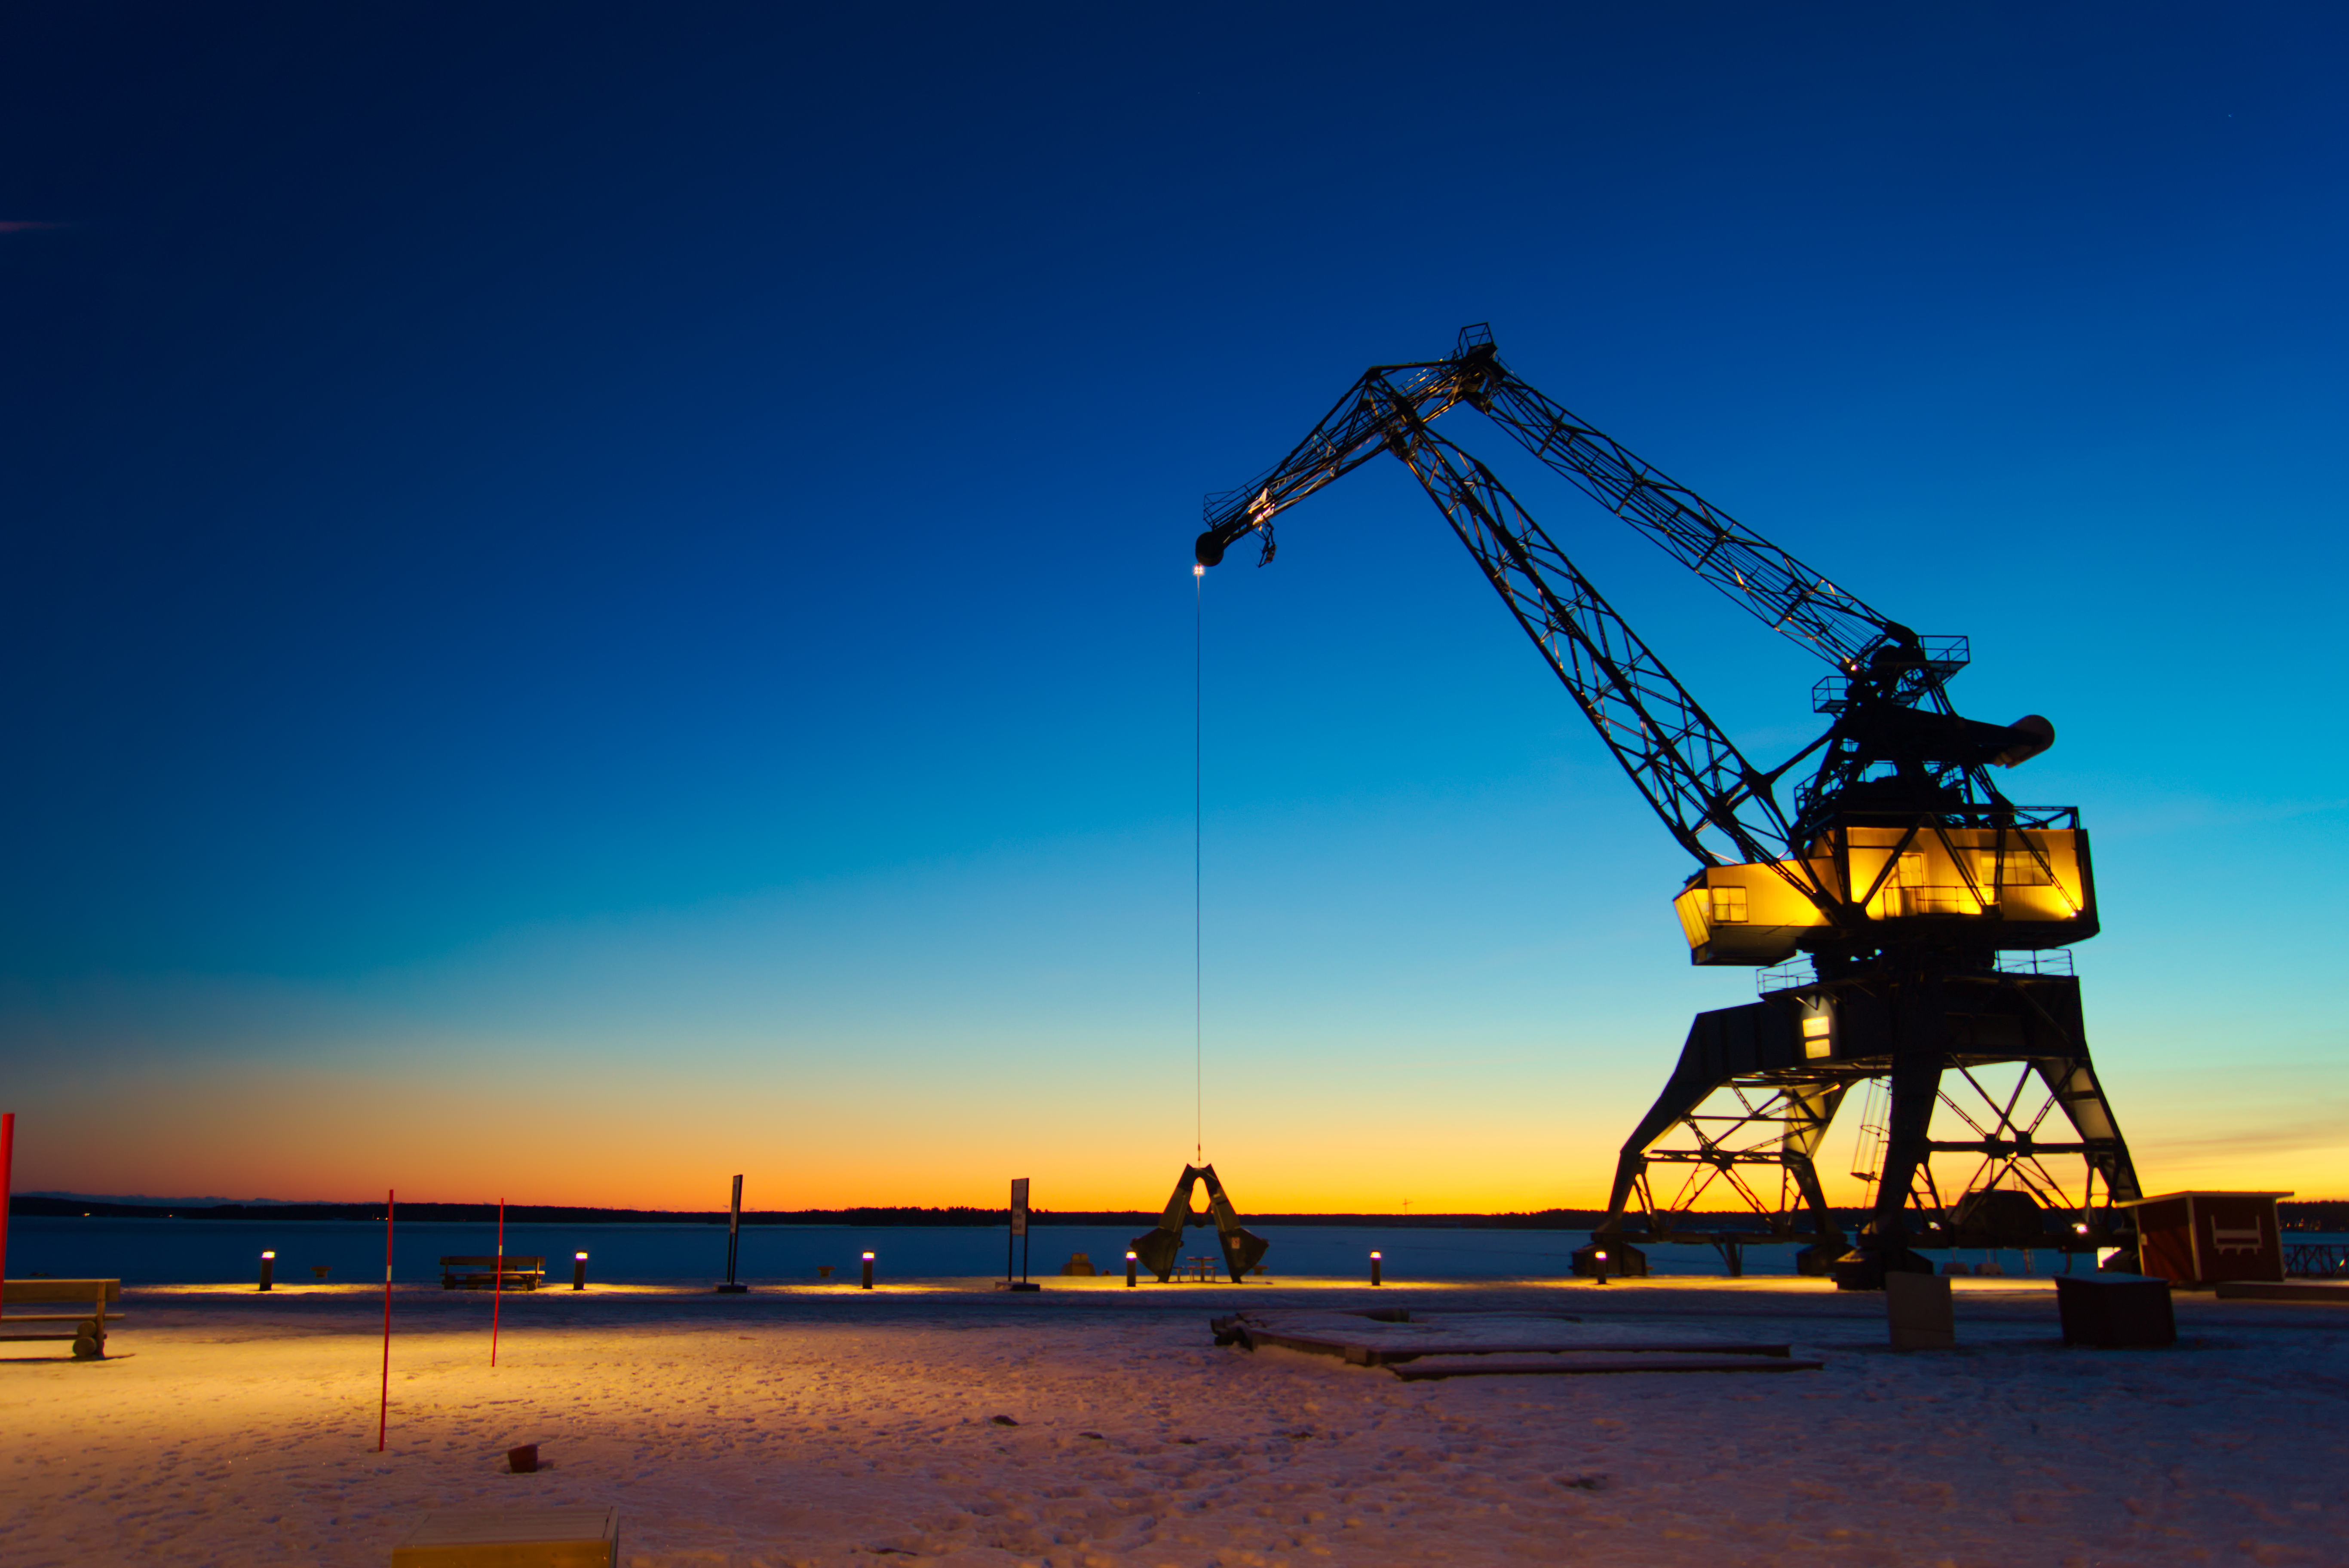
[1194, 325, 2062, 947]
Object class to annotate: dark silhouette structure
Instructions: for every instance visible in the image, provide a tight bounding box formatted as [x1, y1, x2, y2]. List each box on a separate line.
[1130, 1164, 1270, 1283]
[1195, 327, 2138, 1287]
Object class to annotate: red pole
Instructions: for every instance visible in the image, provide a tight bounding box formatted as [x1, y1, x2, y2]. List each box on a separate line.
[0, 1112, 14, 1325]
[490, 1197, 505, 1368]
[377, 1188, 394, 1452]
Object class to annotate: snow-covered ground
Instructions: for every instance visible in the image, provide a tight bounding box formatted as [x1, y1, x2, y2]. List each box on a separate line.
[4, 1275, 2344, 1566]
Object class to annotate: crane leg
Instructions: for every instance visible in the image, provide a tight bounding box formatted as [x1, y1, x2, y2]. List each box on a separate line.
[1821, 964, 1952, 1289]
[1831, 1044, 1944, 1289]
[1579, 1001, 1850, 1278]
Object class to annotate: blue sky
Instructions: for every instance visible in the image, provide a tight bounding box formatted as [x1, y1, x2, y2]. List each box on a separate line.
[3, 2, 2344, 1208]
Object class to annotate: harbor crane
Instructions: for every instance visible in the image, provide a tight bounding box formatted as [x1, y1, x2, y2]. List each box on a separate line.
[1195, 325, 2140, 1286]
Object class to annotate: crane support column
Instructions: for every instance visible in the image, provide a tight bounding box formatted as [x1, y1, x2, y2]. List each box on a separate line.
[1589, 965, 2142, 1286]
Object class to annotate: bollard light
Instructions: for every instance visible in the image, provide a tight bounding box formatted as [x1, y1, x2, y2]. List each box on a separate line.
[572, 1251, 589, 1292]
[1370, 1250, 1383, 1288]
[1125, 1250, 1138, 1288]
[1594, 1249, 1610, 1286]
[860, 1251, 875, 1291]
[258, 1250, 276, 1292]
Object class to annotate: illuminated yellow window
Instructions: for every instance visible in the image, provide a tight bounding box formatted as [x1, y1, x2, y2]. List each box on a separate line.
[1709, 885, 1748, 924]
[1801, 1012, 1831, 1060]
[1978, 849, 2053, 887]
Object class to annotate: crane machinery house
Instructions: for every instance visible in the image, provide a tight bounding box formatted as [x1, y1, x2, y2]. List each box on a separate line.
[1675, 818, 2095, 967]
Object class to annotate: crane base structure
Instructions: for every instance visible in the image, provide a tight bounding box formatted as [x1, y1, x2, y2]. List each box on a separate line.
[1573, 955, 2142, 1288]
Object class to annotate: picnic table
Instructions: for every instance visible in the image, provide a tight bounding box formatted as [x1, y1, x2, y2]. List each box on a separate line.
[2, 1279, 123, 1359]
[439, 1256, 547, 1291]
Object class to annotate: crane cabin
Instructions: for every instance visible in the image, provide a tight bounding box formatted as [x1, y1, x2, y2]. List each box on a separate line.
[1674, 812, 2097, 966]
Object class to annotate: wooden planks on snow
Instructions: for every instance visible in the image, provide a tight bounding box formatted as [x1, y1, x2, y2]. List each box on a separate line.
[1388, 1352, 1825, 1381]
[1213, 1308, 1821, 1380]
[2214, 1280, 2349, 1304]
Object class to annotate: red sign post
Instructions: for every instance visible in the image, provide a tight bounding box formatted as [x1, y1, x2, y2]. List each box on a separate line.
[0, 1112, 14, 1324]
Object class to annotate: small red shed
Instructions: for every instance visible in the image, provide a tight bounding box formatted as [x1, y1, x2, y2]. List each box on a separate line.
[2118, 1190, 2291, 1286]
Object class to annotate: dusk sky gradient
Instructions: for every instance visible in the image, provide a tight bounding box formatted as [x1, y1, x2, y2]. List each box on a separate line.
[3, 3, 2346, 1212]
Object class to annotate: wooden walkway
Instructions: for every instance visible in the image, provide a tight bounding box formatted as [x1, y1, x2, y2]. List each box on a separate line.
[1210, 1306, 1822, 1380]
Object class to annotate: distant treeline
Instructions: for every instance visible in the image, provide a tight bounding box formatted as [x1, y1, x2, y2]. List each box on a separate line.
[12, 1196, 1617, 1227]
[17, 1195, 2348, 1228]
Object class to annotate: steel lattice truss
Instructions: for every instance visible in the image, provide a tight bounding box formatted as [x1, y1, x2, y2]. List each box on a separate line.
[1634, 1064, 2123, 1241]
[1195, 325, 1968, 876]
[1390, 426, 1793, 868]
[1203, 325, 1913, 669]
[1914, 1060, 2123, 1219]
[1634, 1075, 1848, 1238]
[1465, 342, 1902, 674]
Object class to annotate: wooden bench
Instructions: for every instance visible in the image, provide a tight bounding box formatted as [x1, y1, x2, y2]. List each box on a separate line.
[439, 1256, 547, 1292]
[2, 1279, 124, 1359]
[393, 1505, 617, 1566]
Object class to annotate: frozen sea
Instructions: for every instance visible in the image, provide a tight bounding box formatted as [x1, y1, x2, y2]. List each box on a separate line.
[9, 1213, 2284, 1286]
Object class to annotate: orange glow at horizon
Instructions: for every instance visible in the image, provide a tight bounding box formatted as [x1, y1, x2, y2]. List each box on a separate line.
[11, 1052, 2346, 1214]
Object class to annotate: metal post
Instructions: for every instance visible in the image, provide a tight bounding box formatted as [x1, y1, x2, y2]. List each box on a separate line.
[572, 1251, 588, 1291]
[717, 1175, 747, 1293]
[259, 1250, 276, 1292]
[860, 1251, 874, 1290]
[377, 1189, 393, 1452]
[997, 1177, 1040, 1291]
[489, 1197, 505, 1367]
[0, 1112, 13, 1327]
[1125, 1250, 1138, 1287]
[1370, 1250, 1383, 1287]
